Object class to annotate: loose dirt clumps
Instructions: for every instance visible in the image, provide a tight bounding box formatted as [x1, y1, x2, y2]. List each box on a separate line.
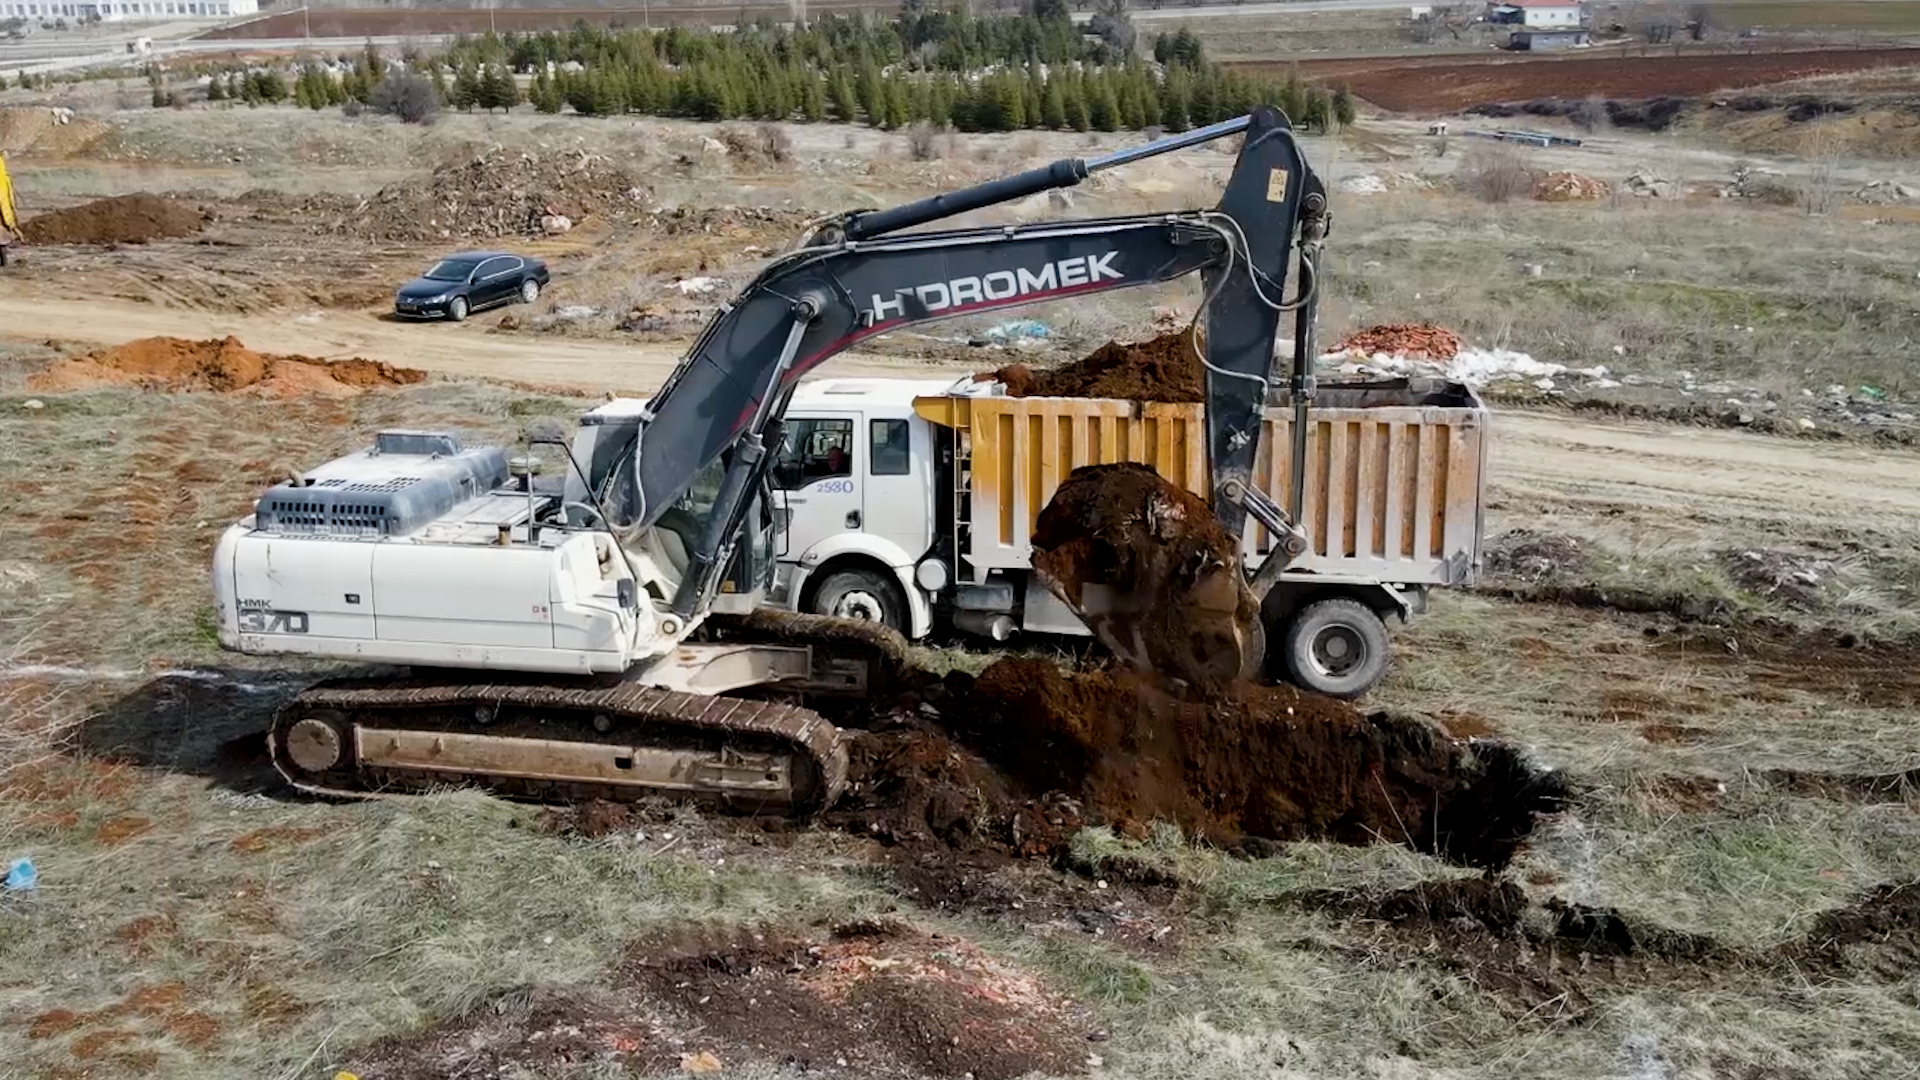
[19, 194, 207, 245]
[964, 658, 1564, 868]
[1333, 322, 1463, 360]
[993, 328, 1204, 402]
[346, 147, 649, 241]
[627, 920, 1090, 1080]
[26, 337, 426, 398]
[1032, 462, 1256, 693]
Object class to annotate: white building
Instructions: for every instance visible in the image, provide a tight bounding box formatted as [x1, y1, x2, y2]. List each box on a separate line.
[0, 0, 256, 21]
[1489, 2, 1584, 28]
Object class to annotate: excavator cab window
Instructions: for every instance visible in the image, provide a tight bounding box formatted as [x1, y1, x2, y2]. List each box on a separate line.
[773, 418, 854, 489]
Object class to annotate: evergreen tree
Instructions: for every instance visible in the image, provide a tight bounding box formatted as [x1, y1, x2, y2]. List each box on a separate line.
[430, 63, 451, 106]
[480, 63, 520, 112]
[1062, 75, 1090, 132]
[1332, 85, 1355, 127]
[531, 69, 562, 113]
[149, 71, 167, 109]
[1040, 76, 1065, 129]
[206, 72, 226, 101]
[1090, 83, 1118, 132]
[884, 76, 910, 129]
[451, 60, 482, 111]
[826, 68, 856, 122]
[800, 73, 826, 121]
[361, 40, 385, 82]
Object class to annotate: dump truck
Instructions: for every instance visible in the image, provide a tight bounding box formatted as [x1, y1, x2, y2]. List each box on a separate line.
[768, 375, 1489, 697]
[0, 151, 18, 267]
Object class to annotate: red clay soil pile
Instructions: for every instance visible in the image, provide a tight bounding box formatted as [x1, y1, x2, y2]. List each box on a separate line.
[992, 327, 1204, 402]
[19, 194, 207, 245]
[26, 336, 426, 398]
[1031, 462, 1258, 694]
[1333, 322, 1463, 360]
[965, 657, 1561, 868]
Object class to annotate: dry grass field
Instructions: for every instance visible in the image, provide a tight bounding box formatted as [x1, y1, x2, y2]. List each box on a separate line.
[3, 49, 1920, 1080]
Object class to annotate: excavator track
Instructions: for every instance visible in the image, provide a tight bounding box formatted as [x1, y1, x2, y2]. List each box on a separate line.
[270, 676, 849, 815]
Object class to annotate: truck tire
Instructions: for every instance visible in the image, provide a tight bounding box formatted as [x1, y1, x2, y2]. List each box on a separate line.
[810, 568, 907, 634]
[1279, 598, 1389, 700]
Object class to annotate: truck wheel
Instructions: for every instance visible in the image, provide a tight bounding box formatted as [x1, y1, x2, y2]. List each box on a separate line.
[1280, 598, 1389, 699]
[810, 568, 907, 634]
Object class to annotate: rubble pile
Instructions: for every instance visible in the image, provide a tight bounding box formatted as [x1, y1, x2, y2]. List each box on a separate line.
[344, 148, 651, 241]
[1332, 323, 1463, 360]
[1532, 171, 1611, 202]
[1623, 170, 1678, 198]
[645, 204, 816, 239]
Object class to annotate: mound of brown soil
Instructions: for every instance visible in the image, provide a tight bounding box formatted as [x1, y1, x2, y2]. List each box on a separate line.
[1334, 322, 1462, 360]
[626, 920, 1089, 1080]
[993, 328, 1204, 402]
[0, 107, 113, 157]
[19, 194, 206, 245]
[965, 657, 1562, 868]
[1031, 462, 1257, 694]
[348, 146, 649, 241]
[25, 336, 426, 398]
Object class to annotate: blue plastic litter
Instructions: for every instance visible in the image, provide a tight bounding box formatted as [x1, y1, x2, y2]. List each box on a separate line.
[4, 857, 35, 892]
[984, 319, 1051, 343]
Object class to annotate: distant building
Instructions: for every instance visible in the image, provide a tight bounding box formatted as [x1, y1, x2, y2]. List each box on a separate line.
[1509, 27, 1591, 49]
[0, 0, 257, 21]
[1489, 2, 1585, 28]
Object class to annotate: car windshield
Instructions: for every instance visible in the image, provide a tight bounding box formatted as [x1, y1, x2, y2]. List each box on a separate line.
[423, 258, 482, 282]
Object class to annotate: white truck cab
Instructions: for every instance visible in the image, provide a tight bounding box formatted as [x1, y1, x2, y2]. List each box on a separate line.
[769, 377, 969, 639]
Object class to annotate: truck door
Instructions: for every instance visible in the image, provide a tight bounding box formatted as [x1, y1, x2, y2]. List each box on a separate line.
[772, 416, 861, 560]
[862, 415, 932, 562]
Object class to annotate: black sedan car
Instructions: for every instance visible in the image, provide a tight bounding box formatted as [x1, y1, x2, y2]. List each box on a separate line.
[394, 251, 550, 322]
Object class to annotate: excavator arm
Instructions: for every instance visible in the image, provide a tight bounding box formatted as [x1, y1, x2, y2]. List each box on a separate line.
[619, 108, 1327, 626]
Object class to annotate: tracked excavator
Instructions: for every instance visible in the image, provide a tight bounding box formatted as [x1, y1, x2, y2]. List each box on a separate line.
[212, 107, 1329, 813]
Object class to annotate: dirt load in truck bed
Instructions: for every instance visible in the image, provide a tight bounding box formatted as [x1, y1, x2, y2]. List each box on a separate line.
[990, 328, 1204, 402]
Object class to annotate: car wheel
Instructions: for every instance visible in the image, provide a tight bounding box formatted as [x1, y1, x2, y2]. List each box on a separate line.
[520, 278, 541, 305]
[809, 568, 908, 634]
[447, 296, 469, 323]
[1279, 598, 1390, 699]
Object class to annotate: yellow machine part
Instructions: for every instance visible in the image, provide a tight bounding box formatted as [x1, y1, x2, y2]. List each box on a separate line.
[0, 152, 17, 233]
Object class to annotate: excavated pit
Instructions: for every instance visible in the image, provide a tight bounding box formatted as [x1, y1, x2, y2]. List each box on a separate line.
[960, 658, 1562, 868]
[992, 328, 1204, 402]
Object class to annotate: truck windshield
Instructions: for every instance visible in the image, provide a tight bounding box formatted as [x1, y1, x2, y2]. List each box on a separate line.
[423, 258, 481, 282]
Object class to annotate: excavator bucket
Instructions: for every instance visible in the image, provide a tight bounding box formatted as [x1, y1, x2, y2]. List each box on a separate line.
[1032, 463, 1264, 693]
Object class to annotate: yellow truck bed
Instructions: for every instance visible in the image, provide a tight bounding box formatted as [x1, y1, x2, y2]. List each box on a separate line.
[913, 380, 1488, 587]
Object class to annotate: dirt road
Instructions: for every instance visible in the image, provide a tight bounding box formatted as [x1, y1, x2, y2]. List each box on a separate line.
[1490, 411, 1920, 533]
[8, 293, 1918, 525]
[0, 294, 965, 393]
